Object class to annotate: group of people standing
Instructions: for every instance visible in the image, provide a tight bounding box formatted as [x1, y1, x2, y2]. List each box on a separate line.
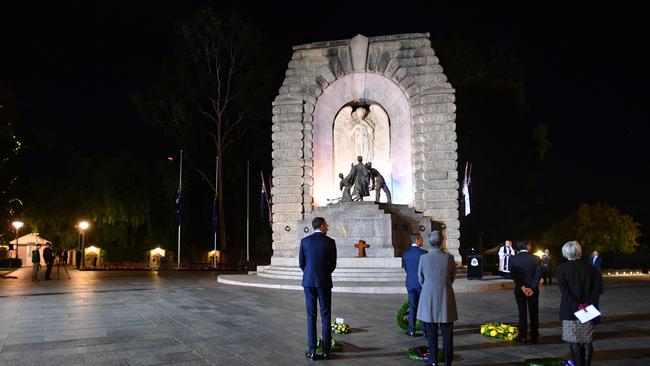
[298, 218, 603, 366]
[30, 242, 57, 281]
[504, 240, 604, 366]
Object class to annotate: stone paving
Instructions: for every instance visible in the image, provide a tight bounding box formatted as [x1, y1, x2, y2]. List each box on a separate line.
[1, 266, 649, 365]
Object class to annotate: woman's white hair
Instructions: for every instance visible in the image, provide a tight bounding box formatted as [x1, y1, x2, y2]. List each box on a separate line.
[562, 240, 582, 260]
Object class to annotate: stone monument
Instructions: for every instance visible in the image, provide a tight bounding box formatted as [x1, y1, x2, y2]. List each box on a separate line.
[261, 33, 459, 282]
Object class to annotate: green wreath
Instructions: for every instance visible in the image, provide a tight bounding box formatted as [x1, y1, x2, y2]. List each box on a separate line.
[396, 301, 423, 331]
[313, 337, 342, 353]
[406, 346, 443, 362]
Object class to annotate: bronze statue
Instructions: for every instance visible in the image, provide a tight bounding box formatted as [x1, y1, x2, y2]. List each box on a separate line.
[348, 156, 370, 201]
[338, 173, 353, 202]
[366, 162, 392, 203]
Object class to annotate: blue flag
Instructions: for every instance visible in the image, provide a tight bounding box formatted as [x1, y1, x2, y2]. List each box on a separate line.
[175, 189, 182, 225]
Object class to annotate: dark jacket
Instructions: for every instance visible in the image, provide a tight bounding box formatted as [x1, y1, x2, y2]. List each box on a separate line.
[299, 232, 337, 288]
[556, 258, 603, 321]
[402, 245, 428, 289]
[43, 246, 54, 264]
[509, 251, 543, 294]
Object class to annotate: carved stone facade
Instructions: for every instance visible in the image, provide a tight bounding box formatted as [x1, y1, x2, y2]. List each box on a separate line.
[271, 33, 460, 264]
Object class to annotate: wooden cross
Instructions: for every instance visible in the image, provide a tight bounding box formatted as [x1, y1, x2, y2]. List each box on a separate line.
[354, 240, 370, 258]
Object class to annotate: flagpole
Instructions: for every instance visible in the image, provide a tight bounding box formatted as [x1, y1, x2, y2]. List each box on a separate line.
[213, 156, 218, 269]
[177, 149, 183, 270]
[246, 160, 250, 268]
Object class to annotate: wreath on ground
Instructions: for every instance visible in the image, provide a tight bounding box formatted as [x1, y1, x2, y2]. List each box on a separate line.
[480, 322, 519, 340]
[406, 346, 443, 362]
[396, 301, 423, 331]
[331, 322, 350, 334]
[313, 337, 342, 353]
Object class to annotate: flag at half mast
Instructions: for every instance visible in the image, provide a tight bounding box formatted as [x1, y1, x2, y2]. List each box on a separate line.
[260, 171, 272, 225]
[462, 161, 472, 216]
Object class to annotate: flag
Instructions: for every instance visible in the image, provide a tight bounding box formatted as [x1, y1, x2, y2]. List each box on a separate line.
[268, 173, 273, 224]
[175, 189, 182, 225]
[462, 162, 472, 216]
[260, 171, 272, 225]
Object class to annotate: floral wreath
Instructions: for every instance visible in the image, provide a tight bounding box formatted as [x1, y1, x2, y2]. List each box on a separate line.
[396, 301, 423, 331]
[480, 322, 519, 340]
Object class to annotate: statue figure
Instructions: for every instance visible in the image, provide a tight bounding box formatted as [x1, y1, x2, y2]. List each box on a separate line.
[366, 162, 392, 203]
[338, 172, 353, 202]
[351, 107, 375, 162]
[348, 156, 370, 201]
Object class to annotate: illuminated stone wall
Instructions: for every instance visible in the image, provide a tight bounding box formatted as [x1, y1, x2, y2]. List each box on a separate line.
[270, 33, 460, 264]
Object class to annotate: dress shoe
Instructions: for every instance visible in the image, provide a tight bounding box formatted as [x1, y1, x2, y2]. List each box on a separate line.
[322, 352, 331, 360]
[304, 352, 319, 360]
[405, 331, 416, 337]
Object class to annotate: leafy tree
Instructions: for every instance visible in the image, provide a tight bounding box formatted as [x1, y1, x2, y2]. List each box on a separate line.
[132, 8, 275, 253]
[540, 203, 640, 253]
[22, 153, 177, 262]
[0, 88, 24, 243]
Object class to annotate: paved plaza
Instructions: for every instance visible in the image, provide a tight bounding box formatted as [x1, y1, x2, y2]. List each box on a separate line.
[0, 267, 649, 365]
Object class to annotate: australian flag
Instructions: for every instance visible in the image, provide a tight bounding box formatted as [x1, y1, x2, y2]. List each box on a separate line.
[175, 189, 182, 225]
[260, 171, 272, 225]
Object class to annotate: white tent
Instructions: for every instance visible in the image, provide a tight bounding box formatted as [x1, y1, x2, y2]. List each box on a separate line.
[9, 233, 51, 266]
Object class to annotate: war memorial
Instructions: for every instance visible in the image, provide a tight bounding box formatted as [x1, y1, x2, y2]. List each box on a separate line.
[2, 33, 648, 366]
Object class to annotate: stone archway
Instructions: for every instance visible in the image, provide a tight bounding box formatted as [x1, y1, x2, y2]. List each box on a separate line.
[270, 33, 460, 265]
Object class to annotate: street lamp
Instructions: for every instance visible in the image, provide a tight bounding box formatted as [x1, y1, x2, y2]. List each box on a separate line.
[12, 220, 23, 261]
[78, 221, 89, 269]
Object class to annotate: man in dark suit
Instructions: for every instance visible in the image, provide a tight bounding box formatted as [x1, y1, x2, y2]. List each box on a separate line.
[591, 251, 602, 273]
[43, 242, 55, 280]
[402, 233, 428, 336]
[299, 217, 337, 360]
[509, 240, 543, 343]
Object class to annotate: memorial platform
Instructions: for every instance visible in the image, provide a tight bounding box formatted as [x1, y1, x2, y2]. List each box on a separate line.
[217, 272, 514, 294]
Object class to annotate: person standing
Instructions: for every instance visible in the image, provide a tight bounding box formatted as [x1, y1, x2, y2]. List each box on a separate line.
[557, 241, 603, 366]
[348, 156, 370, 201]
[498, 240, 515, 278]
[299, 217, 337, 360]
[31, 244, 41, 281]
[402, 233, 428, 337]
[417, 231, 458, 366]
[509, 240, 543, 343]
[590, 251, 602, 273]
[541, 249, 553, 285]
[43, 242, 55, 280]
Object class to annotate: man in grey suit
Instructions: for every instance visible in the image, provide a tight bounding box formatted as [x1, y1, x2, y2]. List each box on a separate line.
[417, 231, 458, 366]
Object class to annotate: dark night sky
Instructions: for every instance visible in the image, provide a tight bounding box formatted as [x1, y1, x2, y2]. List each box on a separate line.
[2, 3, 649, 238]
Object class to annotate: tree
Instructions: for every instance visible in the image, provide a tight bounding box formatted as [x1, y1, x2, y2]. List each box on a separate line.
[133, 8, 275, 252]
[0, 88, 24, 242]
[540, 203, 640, 253]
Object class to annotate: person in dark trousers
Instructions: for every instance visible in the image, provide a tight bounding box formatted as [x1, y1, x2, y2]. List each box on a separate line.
[31, 244, 41, 281]
[557, 241, 603, 366]
[509, 240, 543, 343]
[590, 251, 602, 273]
[417, 231, 458, 366]
[299, 217, 337, 360]
[402, 233, 428, 337]
[43, 242, 55, 280]
[541, 248, 553, 285]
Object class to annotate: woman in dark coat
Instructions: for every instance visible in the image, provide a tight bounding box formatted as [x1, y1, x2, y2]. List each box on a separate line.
[556, 241, 603, 366]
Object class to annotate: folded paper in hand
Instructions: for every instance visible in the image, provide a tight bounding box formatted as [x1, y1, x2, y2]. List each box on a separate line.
[574, 305, 601, 323]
